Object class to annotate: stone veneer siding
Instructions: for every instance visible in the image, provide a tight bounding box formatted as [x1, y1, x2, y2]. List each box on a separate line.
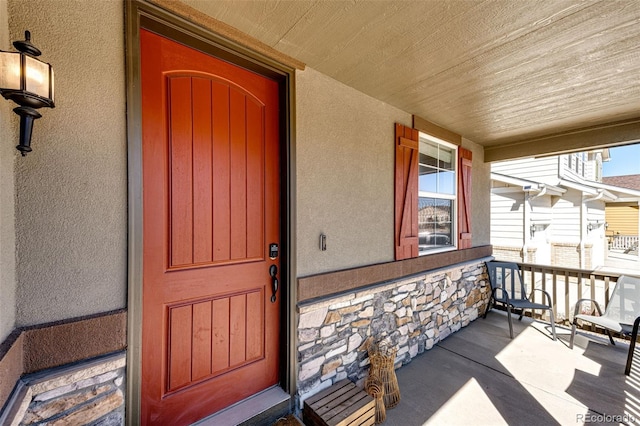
[296, 260, 489, 407]
[1, 352, 125, 426]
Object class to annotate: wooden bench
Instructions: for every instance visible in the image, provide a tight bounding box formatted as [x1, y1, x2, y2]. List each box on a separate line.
[303, 379, 375, 426]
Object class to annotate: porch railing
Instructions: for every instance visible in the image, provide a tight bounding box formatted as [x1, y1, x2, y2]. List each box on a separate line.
[609, 234, 639, 251]
[511, 263, 640, 328]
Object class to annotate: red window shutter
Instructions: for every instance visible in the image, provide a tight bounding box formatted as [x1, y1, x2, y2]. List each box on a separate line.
[395, 123, 419, 260]
[458, 147, 473, 249]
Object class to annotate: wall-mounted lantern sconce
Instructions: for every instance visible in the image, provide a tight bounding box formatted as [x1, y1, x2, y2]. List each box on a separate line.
[605, 222, 609, 230]
[587, 223, 594, 232]
[0, 31, 55, 156]
[530, 224, 536, 237]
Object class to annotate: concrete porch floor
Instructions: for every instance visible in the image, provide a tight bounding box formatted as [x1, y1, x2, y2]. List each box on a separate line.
[383, 311, 640, 425]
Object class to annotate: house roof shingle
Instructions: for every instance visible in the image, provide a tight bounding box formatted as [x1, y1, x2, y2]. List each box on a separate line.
[603, 175, 640, 191]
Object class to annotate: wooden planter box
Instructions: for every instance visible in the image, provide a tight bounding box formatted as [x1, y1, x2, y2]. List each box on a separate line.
[303, 379, 375, 426]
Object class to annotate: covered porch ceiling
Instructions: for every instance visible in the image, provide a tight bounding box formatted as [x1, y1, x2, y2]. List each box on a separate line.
[161, 0, 640, 162]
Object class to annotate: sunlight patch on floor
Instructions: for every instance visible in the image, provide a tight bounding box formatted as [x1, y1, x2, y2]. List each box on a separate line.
[424, 378, 507, 426]
[519, 383, 590, 425]
[495, 322, 601, 389]
[492, 323, 600, 424]
[625, 363, 640, 423]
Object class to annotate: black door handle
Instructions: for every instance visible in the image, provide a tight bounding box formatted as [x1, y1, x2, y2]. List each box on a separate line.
[269, 264, 278, 303]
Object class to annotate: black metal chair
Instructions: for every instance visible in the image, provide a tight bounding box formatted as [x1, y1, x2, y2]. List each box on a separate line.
[484, 261, 557, 340]
[570, 275, 640, 375]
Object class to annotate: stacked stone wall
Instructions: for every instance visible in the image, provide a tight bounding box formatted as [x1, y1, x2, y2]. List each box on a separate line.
[3, 352, 125, 426]
[296, 261, 489, 407]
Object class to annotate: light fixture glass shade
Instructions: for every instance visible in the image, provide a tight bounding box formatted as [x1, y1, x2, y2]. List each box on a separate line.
[0, 51, 20, 90]
[0, 47, 54, 107]
[25, 55, 48, 98]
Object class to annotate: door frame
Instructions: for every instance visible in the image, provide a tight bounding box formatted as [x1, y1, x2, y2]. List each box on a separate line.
[125, 2, 297, 423]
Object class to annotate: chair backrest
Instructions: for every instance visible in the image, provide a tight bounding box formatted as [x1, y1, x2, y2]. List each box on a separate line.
[604, 275, 640, 325]
[486, 261, 527, 302]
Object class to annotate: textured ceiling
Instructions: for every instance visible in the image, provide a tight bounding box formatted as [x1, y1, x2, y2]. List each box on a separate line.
[181, 0, 640, 149]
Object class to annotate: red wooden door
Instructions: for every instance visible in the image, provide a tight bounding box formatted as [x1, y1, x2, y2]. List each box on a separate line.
[140, 29, 281, 425]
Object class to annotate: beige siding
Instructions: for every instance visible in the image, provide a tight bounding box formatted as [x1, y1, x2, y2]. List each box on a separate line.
[606, 204, 639, 235]
[551, 193, 581, 241]
[492, 157, 558, 184]
[490, 192, 524, 246]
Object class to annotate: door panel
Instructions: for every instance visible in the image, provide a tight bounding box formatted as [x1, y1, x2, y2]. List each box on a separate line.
[141, 29, 280, 425]
[167, 77, 266, 269]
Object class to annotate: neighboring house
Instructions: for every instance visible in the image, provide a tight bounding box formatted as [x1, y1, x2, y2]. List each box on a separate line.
[602, 174, 640, 252]
[1, 2, 640, 426]
[491, 151, 640, 268]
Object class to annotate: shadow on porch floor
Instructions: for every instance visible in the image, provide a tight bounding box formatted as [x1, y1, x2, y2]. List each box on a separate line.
[382, 311, 640, 425]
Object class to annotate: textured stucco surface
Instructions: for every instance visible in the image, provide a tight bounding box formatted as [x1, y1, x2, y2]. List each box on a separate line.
[0, 0, 17, 343]
[463, 137, 491, 247]
[295, 68, 491, 277]
[296, 67, 411, 277]
[8, 0, 127, 326]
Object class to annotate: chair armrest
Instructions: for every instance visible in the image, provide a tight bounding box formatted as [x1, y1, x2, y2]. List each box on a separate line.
[625, 316, 640, 375]
[633, 316, 640, 336]
[491, 287, 511, 304]
[574, 298, 604, 317]
[530, 288, 554, 306]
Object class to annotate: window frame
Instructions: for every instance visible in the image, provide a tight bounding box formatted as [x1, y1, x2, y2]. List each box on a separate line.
[417, 131, 458, 255]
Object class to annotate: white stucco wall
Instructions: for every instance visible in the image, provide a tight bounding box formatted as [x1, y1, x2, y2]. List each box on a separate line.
[8, 0, 127, 326]
[0, 0, 17, 342]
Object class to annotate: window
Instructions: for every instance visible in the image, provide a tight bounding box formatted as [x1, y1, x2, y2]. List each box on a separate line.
[566, 152, 586, 177]
[394, 122, 472, 261]
[418, 134, 457, 253]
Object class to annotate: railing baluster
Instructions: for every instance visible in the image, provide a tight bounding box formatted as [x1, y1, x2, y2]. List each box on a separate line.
[530, 266, 536, 318]
[590, 274, 596, 317]
[541, 270, 547, 321]
[577, 273, 582, 310]
[564, 271, 570, 326]
[552, 272, 557, 322]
